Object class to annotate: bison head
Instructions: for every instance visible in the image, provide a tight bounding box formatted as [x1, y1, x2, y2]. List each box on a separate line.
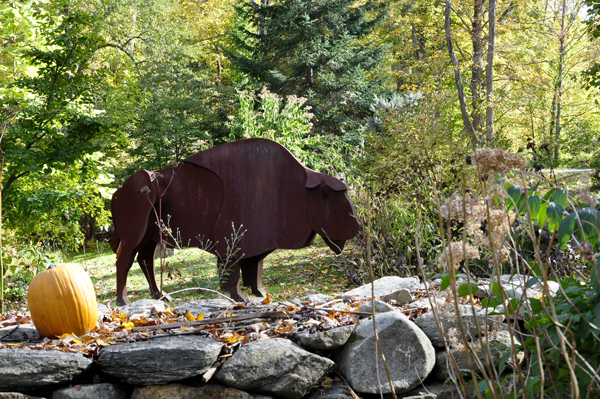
[305, 169, 360, 254]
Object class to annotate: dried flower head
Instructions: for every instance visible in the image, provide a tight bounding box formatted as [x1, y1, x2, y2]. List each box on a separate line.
[440, 195, 486, 221]
[438, 242, 480, 271]
[471, 148, 526, 178]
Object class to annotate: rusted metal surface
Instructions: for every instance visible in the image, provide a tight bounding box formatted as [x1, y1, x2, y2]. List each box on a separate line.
[110, 138, 360, 305]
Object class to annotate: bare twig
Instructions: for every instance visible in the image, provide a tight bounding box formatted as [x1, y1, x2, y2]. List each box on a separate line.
[366, 190, 397, 399]
[132, 310, 287, 332]
[159, 287, 236, 303]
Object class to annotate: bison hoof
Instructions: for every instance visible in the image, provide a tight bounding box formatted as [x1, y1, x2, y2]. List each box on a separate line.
[116, 297, 131, 307]
[152, 290, 172, 302]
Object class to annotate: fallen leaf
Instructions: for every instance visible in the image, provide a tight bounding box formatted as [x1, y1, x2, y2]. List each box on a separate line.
[262, 293, 272, 304]
[185, 310, 196, 321]
[225, 333, 243, 344]
[121, 322, 134, 331]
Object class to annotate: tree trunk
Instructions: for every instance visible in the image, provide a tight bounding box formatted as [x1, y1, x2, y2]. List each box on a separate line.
[469, 0, 484, 135]
[485, 0, 496, 142]
[445, 0, 478, 146]
[550, 0, 566, 161]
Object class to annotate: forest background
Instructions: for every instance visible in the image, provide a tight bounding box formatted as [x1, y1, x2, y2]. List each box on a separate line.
[0, 0, 600, 284]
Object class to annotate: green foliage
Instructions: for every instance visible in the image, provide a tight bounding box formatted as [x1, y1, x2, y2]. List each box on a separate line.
[226, 88, 347, 174]
[523, 266, 600, 397]
[340, 188, 443, 286]
[123, 53, 236, 173]
[226, 0, 390, 138]
[502, 180, 600, 252]
[0, 1, 122, 246]
[5, 160, 112, 251]
[359, 91, 468, 202]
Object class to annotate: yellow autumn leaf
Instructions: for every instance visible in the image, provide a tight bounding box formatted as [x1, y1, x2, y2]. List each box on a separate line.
[113, 313, 128, 322]
[81, 335, 95, 343]
[226, 333, 242, 344]
[185, 310, 204, 321]
[322, 376, 333, 390]
[261, 293, 272, 304]
[96, 338, 110, 346]
[122, 322, 134, 330]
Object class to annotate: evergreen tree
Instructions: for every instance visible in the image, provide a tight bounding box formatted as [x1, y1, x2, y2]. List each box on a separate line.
[227, 0, 390, 139]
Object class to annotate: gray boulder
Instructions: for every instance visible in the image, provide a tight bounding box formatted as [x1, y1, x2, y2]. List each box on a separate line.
[358, 299, 396, 314]
[294, 325, 355, 350]
[305, 380, 358, 399]
[51, 383, 127, 399]
[413, 305, 504, 348]
[296, 294, 333, 304]
[215, 338, 335, 399]
[335, 311, 436, 394]
[0, 349, 92, 390]
[380, 288, 414, 304]
[97, 304, 111, 323]
[0, 394, 45, 399]
[343, 277, 420, 298]
[98, 335, 222, 385]
[131, 383, 274, 399]
[474, 274, 559, 300]
[432, 330, 523, 381]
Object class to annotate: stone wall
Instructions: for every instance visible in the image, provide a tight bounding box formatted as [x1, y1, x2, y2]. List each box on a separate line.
[0, 275, 544, 399]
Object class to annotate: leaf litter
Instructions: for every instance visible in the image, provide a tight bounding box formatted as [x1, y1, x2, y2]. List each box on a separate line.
[0, 293, 437, 360]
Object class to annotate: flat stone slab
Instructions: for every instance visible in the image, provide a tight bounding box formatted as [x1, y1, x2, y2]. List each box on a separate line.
[52, 383, 127, 399]
[215, 338, 335, 399]
[0, 325, 43, 342]
[98, 335, 222, 385]
[343, 276, 420, 298]
[131, 383, 275, 399]
[0, 349, 92, 390]
[115, 299, 168, 318]
[173, 299, 231, 318]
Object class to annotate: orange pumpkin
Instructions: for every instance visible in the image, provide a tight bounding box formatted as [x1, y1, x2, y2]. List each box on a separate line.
[27, 263, 98, 338]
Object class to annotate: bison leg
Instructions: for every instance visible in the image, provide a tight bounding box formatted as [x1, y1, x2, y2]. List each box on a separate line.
[240, 254, 270, 297]
[137, 241, 171, 301]
[116, 249, 136, 306]
[218, 258, 247, 302]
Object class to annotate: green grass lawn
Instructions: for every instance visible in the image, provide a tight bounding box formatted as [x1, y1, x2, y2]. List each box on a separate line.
[69, 237, 355, 307]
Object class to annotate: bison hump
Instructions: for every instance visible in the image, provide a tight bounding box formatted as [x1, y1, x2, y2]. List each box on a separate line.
[184, 138, 312, 256]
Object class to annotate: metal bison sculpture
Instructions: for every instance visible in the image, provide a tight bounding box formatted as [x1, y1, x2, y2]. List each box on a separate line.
[110, 138, 360, 305]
